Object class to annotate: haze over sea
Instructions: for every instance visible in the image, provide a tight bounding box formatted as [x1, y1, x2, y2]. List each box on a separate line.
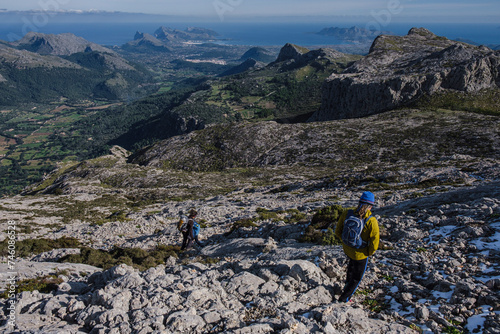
[0, 20, 498, 47]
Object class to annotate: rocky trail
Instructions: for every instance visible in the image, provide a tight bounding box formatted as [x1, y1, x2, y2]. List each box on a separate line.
[1, 173, 499, 333]
[0, 108, 499, 333]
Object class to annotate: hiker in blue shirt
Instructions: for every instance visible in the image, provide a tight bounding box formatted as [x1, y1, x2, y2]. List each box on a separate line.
[335, 191, 380, 303]
[181, 209, 204, 250]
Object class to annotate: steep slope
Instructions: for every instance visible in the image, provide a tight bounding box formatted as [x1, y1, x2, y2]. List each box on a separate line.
[311, 28, 500, 121]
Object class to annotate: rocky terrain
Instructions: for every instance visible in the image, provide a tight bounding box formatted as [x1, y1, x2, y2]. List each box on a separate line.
[0, 108, 499, 333]
[312, 28, 500, 121]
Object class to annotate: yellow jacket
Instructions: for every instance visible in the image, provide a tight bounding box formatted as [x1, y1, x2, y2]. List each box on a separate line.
[335, 209, 379, 260]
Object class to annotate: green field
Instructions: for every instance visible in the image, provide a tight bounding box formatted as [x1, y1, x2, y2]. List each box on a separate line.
[0, 101, 115, 196]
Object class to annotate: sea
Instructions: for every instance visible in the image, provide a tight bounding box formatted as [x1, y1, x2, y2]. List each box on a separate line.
[0, 20, 498, 48]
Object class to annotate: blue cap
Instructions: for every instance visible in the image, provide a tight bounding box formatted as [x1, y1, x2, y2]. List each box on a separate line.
[359, 191, 375, 205]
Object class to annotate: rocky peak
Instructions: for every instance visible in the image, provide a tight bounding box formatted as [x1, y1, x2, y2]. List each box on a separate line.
[311, 27, 500, 121]
[0, 41, 82, 69]
[369, 27, 453, 54]
[275, 43, 310, 63]
[134, 31, 145, 40]
[124, 32, 169, 52]
[408, 27, 436, 38]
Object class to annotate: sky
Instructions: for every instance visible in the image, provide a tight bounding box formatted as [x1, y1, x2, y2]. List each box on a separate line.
[0, 0, 499, 23]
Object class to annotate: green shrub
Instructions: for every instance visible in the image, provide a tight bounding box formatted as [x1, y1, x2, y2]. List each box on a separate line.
[311, 204, 347, 229]
[60, 245, 180, 271]
[298, 225, 324, 244]
[227, 218, 258, 235]
[283, 209, 307, 224]
[256, 207, 279, 221]
[0, 237, 81, 258]
[363, 298, 387, 313]
[443, 326, 463, 334]
[0, 275, 63, 298]
[322, 228, 340, 246]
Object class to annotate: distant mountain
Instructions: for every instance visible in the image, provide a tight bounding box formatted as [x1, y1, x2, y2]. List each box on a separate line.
[0, 33, 151, 104]
[11, 31, 113, 56]
[154, 26, 219, 43]
[272, 43, 349, 71]
[239, 47, 276, 63]
[122, 32, 172, 53]
[316, 26, 391, 42]
[9, 31, 136, 71]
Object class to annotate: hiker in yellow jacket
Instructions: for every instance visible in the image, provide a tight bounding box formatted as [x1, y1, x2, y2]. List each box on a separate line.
[335, 191, 379, 303]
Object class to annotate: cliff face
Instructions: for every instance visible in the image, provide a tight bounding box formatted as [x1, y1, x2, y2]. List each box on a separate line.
[311, 28, 500, 121]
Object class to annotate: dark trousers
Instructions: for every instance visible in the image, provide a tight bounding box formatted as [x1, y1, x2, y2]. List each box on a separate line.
[181, 231, 202, 250]
[181, 231, 192, 250]
[338, 257, 368, 302]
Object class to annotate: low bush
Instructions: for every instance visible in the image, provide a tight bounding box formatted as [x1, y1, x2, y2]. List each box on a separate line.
[311, 204, 347, 229]
[0, 275, 63, 298]
[0, 237, 81, 258]
[227, 218, 258, 235]
[299, 226, 341, 246]
[60, 245, 181, 271]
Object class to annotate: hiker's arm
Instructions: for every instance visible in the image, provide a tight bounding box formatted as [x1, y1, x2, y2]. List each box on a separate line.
[367, 218, 380, 256]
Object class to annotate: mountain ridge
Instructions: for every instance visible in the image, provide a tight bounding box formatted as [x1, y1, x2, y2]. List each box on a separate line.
[12, 31, 116, 56]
